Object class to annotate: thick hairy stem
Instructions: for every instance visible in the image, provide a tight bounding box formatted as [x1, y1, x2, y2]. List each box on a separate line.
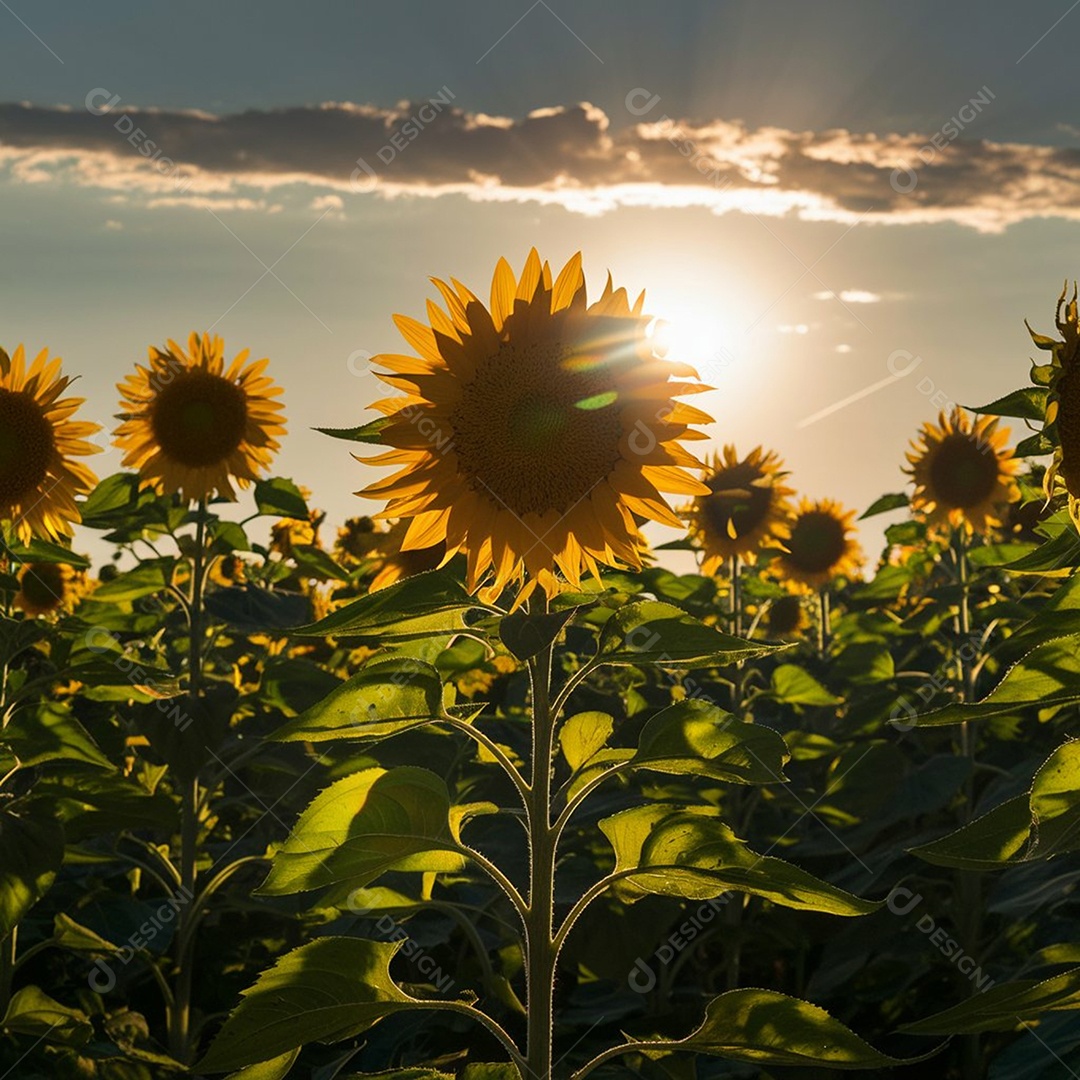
[168, 500, 208, 1064]
[953, 530, 982, 1080]
[0, 927, 15, 1016]
[525, 592, 557, 1080]
[728, 555, 742, 638]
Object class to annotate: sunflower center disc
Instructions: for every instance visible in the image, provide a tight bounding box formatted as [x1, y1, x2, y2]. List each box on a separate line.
[928, 433, 1000, 508]
[786, 512, 846, 574]
[450, 340, 624, 517]
[150, 371, 248, 468]
[19, 563, 64, 610]
[0, 389, 55, 503]
[702, 462, 771, 540]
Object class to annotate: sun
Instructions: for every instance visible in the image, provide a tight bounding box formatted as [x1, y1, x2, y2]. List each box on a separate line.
[648, 307, 734, 381]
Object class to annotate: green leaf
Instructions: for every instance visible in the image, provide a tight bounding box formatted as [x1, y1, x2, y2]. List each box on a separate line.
[968, 386, 1048, 420]
[315, 416, 393, 444]
[197, 937, 423, 1073]
[907, 637, 1080, 726]
[0, 810, 64, 937]
[293, 569, 488, 640]
[51, 912, 119, 955]
[499, 606, 579, 661]
[205, 585, 312, 632]
[769, 665, 842, 706]
[831, 643, 894, 687]
[859, 492, 909, 519]
[341, 1071, 454, 1080]
[1014, 430, 1055, 457]
[1000, 530, 1080, 576]
[274, 658, 445, 742]
[254, 477, 309, 519]
[599, 805, 878, 915]
[79, 472, 142, 525]
[597, 600, 785, 669]
[559, 711, 615, 771]
[290, 544, 349, 582]
[92, 559, 174, 602]
[916, 740, 1080, 870]
[910, 795, 1033, 870]
[902, 967, 1080, 1034]
[5, 538, 91, 568]
[598, 988, 935, 1070]
[224, 1050, 301, 1080]
[257, 767, 465, 899]
[630, 699, 789, 784]
[3, 702, 112, 769]
[1, 985, 93, 1046]
[1027, 323, 1059, 351]
[210, 519, 251, 554]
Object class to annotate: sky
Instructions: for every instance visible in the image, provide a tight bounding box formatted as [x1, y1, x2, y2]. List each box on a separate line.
[2, 0, 1078, 565]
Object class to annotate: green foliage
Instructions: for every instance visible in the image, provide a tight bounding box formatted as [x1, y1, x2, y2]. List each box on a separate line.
[5, 427, 1080, 1079]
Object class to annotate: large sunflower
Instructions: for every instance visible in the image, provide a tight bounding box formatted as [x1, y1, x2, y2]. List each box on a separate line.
[368, 519, 446, 593]
[683, 445, 792, 573]
[774, 498, 861, 589]
[906, 408, 1018, 533]
[114, 332, 286, 502]
[358, 250, 712, 604]
[0, 346, 100, 543]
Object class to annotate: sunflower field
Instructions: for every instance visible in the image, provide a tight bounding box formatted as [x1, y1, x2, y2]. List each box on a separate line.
[2, 251, 1080, 1080]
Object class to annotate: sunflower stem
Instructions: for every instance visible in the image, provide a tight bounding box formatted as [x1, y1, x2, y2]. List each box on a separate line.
[525, 589, 557, 1080]
[727, 555, 742, 638]
[816, 587, 831, 654]
[168, 498, 208, 1064]
[952, 528, 983, 1080]
[0, 926, 15, 1017]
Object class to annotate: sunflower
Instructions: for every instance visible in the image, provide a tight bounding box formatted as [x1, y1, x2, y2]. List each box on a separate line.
[270, 511, 324, 558]
[14, 561, 87, 617]
[683, 445, 792, 572]
[209, 553, 247, 587]
[334, 516, 382, 562]
[368, 519, 446, 593]
[774, 498, 862, 589]
[765, 593, 808, 638]
[906, 408, 1018, 533]
[0, 346, 100, 543]
[358, 250, 712, 605]
[1026, 285, 1080, 525]
[114, 332, 286, 502]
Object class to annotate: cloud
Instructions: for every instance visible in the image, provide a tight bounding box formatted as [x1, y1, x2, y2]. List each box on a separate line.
[813, 289, 882, 303]
[0, 96, 1077, 231]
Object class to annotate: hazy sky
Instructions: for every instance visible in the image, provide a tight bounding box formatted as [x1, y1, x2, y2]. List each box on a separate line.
[2, 0, 1077, 562]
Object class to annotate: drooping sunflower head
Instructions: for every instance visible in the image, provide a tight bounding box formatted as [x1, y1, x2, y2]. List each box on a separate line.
[334, 516, 382, 561]
[905, 407, 1018, 534]
[0, 346, 100, 543]
[270, 508, 324, 559]
[1027, 284, 1080, 524]
[683, 444, 792, 573]
[114, 332, 286, 503]
[15, 561, 87, 618]
[209, 553, 247, 587]
[358, 249, 713, 605]
[774, 497, 862, 590]
[765, 593, 808, 638]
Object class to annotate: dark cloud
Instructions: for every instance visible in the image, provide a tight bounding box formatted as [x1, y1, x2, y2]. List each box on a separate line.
[1, 96, 1077, 230]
